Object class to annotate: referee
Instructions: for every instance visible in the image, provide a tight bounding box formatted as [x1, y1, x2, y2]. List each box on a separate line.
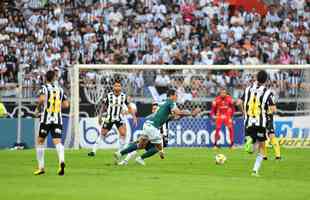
[237, 70, 277, 176]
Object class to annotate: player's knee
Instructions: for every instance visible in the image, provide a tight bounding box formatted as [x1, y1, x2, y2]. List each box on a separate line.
[37, 137, 45, 144]
[52, 138, 61, 145]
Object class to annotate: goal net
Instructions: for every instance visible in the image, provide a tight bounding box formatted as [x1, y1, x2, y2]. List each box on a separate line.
[67, 65, 310, 149]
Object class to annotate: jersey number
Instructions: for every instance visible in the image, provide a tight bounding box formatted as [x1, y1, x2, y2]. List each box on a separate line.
[47, 92, 61, 114]
[247, 95, 261, 118]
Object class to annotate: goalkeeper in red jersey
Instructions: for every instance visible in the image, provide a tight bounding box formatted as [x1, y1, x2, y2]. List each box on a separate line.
[210, 88, 235, 148]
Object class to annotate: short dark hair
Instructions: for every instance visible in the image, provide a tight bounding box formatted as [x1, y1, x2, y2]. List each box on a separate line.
[257, 70, 268, 84]
[45, 70, 55, 82]
[167, 88, 176, 97]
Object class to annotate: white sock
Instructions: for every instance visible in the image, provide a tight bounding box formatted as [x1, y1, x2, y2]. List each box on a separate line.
[124, 151, 137, 162]
[119, 136, 127, 151]
[55, 143, 65, 164]
[92, 135, 104, 153]
[253, 153, 263, 172]
[36, 145, 45, 170]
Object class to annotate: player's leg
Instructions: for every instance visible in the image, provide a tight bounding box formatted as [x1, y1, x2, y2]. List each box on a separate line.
[34, 124, 47, 175]
[252, 127, 267, 176]
[244, 127, 254, 153]
[135, 125, 162, 165]
[214, 117, 222, 147]
[263, 138, 269, 160]
[88, 123, 111, 156]
[117, 122, 127, 151]
[115, 136, 147, 164]
[225, 117, 234, 147]
[269, 133, 281, 159]
[119, 141, 139, 165]
[51, 125, 65, 176]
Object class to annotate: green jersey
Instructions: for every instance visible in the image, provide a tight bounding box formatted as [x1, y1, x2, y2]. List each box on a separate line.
[148, 99, 177, 128]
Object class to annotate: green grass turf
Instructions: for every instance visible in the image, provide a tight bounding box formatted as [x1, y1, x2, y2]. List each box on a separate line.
[0, 148, 310, 200]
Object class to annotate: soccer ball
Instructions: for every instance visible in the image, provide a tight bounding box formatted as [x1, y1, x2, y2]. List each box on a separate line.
[215, 154, 227, 165]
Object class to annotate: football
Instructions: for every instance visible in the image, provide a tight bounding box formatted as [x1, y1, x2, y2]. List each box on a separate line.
[215, 154, 227, 165]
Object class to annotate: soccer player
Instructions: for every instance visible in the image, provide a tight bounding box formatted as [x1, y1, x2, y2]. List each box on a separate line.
[34, 70, 69, 176]
[118, 102, 169, 165]
[210, 88, 235, 148]
[115, 89, 200, 165]
[263, 110, 281, 160]
[237, 70, 277, 176]
[88, 79, 137, 156]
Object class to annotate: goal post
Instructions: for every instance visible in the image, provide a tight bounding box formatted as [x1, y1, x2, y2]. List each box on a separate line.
[70, 64, 310, 149]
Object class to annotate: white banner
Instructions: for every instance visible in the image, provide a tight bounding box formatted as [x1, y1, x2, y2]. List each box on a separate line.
[274, 116, 310, 147]
[79, 118, 131, 149]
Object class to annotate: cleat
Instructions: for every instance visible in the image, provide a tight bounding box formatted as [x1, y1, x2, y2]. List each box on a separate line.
[114, 151, 122, 164]
[57, 162, 65, 176]
[34, 169, 45, 175]
[135, 156, 146, 166]
[88, 152, 95, 157]
[275, 156, 281, 160]
[118, 160, 128, 166]
[251, 171, 260, 177]
[263, 157, 268, 160]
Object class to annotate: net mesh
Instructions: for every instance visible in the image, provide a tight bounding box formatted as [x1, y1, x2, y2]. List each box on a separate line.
[78, 68, 310, 118]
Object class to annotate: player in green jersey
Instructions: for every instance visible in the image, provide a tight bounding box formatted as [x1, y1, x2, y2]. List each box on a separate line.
[114, 89, 200, 165]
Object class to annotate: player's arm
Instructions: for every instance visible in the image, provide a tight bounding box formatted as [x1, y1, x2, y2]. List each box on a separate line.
[229, 97, 236, 115]
[171, 107, 201, 118]
[210, 100, 217, 119]
[34, 87, 46, 116]
[125, 98, 138, 126]
[98, 95, 108, 125]
[61, 92, 69, 109]
[267, 92, 277, 114]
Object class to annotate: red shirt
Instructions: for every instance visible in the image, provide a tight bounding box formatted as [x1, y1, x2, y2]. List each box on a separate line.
[211, 95, 235, 117]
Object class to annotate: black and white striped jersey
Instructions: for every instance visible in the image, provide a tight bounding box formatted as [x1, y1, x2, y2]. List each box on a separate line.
[241, 82, 276, 128]
[103, 92, 128, 122]
[39, 83, 67, 125]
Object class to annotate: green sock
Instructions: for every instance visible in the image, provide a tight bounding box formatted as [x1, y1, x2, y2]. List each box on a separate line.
[145, 142, 155, 150]
[244, 136, 253, 153]
[120, 143, 137, 155]
[141, 146, 158, 160]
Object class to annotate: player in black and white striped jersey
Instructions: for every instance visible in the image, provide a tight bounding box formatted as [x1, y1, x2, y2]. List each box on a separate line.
[237, 70, 277, 176]
[34, 70, 69, 176]
[88, 79, 138, 157]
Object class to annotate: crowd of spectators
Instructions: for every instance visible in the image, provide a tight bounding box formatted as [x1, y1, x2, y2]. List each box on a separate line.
[0, 0, 309, 99]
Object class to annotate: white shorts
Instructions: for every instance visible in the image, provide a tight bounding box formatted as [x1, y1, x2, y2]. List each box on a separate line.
[141, 121, 162, 144]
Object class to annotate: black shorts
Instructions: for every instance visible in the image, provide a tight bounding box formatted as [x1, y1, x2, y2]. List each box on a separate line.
[102, 120, 125, 130]
[266, 116, 275, 134]
[246, 126, 267, 142]
[39, 123, 63, 138]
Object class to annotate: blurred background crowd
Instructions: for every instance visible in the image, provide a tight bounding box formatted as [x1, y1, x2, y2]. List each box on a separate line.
[0, 0, 309, 100]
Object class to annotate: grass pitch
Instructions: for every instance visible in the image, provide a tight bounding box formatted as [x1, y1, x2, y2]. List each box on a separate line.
[0, 148, 309, 200]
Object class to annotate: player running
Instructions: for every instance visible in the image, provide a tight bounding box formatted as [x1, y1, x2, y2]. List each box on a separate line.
[114, 89, 200, 165]
[210, 88, 235, 148]
[88, 79, 137, 156]
[237, 70, 277, 176]
[34, 70, 69, 176]
[118, 102, 169, 165]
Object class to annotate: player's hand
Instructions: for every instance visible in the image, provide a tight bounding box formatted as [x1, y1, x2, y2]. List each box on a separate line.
[192, 108, 201, 117]
[159, 151, 165, 159]
[34, 107, 40, 118]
